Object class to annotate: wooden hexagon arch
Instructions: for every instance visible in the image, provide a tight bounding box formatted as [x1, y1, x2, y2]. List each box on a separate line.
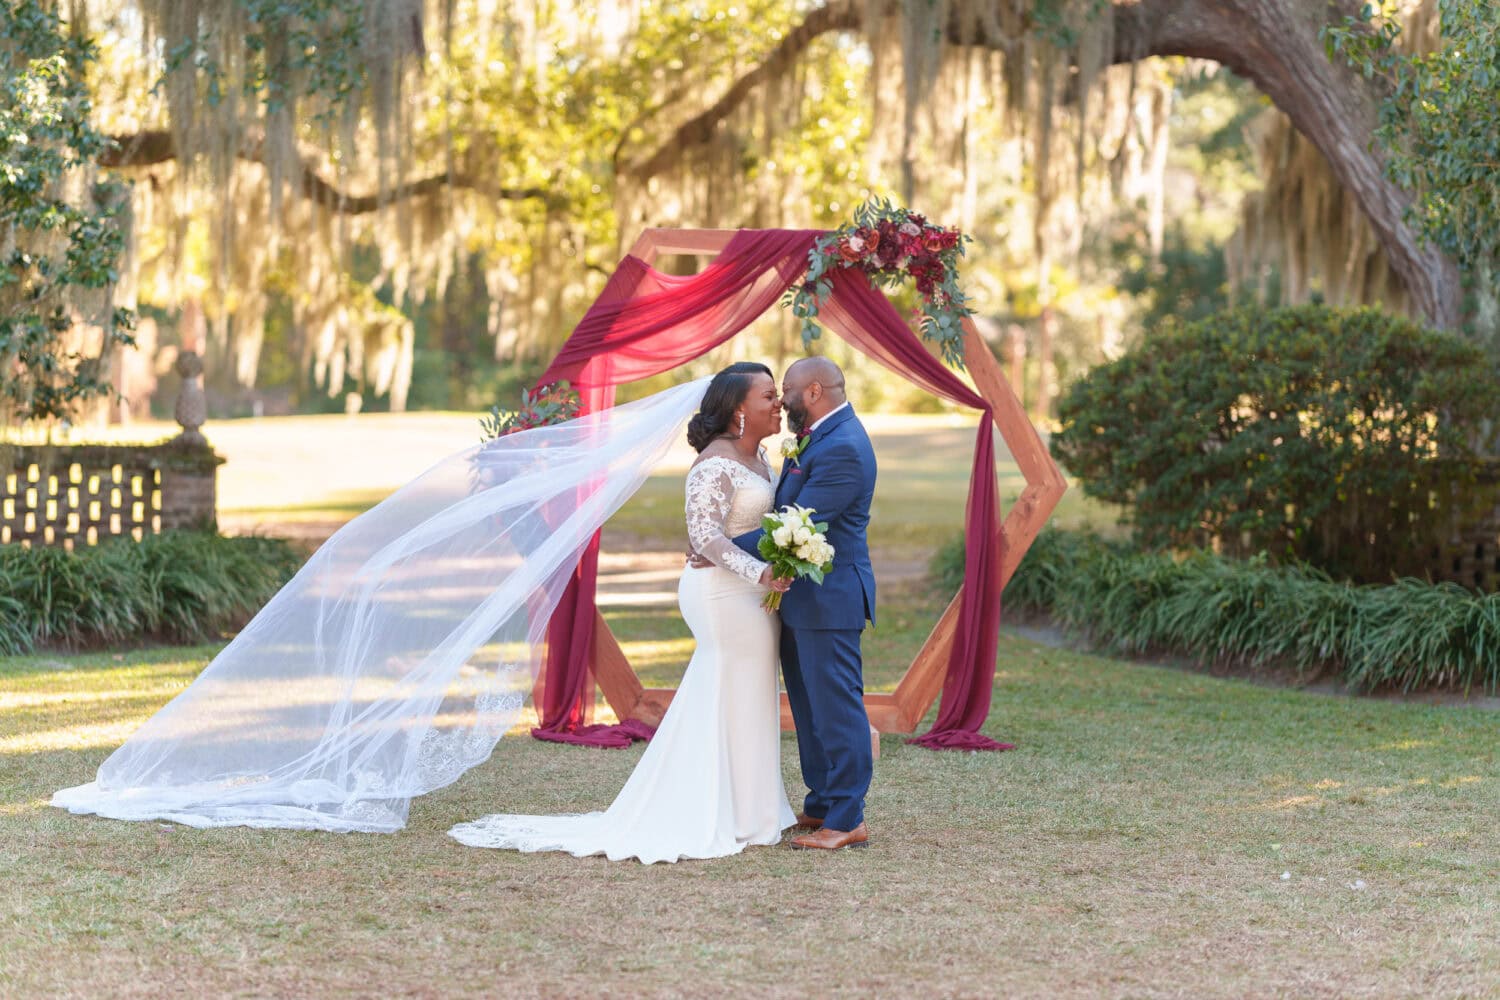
[578, 228, 1067, 736]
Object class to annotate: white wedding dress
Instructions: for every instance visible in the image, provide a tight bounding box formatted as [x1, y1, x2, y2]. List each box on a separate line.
[448, 454, 797, 863]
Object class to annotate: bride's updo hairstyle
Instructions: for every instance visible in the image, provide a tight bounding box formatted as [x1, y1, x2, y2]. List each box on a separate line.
[687, 361, 773, 452]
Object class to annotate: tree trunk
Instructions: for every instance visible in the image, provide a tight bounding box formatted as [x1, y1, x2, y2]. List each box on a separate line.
[1110, 0, 1464, 329]
[101, 131, 554, 215]
[1037, 306, 1056, 421]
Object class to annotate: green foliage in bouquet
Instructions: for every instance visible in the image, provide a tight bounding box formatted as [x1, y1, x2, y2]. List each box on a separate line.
[1051, 304, 1500, 584]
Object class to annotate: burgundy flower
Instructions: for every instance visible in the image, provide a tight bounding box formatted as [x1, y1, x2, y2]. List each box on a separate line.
[872, 223, 904, 268]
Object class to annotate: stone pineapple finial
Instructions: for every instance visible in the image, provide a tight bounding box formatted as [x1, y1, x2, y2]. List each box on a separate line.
[174, 351, 208, 446]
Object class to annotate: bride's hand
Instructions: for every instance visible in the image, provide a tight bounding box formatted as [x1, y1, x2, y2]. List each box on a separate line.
[758, 567, 792, 591]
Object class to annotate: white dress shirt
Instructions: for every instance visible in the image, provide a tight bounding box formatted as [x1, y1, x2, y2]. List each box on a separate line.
[805, 401, 850, 435]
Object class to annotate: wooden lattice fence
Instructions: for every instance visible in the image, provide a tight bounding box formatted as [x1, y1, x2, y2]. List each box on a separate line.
[1437, 461, 1500, 592]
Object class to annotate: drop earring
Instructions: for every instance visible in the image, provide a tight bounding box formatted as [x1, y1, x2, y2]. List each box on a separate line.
[737, 413, 746, 437]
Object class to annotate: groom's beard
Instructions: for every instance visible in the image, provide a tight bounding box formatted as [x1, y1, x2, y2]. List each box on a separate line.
[785, 406, 807, 434]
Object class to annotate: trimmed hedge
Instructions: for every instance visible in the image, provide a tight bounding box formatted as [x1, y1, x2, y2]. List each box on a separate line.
[1050, 304, 1500, 583]
[0, 532, 304, 655]
[934, 529, 1500, 694]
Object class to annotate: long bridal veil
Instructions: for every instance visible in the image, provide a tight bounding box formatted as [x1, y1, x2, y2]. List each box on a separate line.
[52, 377, 711, 832]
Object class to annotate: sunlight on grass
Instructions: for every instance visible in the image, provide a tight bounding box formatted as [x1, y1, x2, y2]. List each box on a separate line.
[0, 689, 171, 711]
[0, 718, 148, 754]
[1373, 739, 1439, 751]
[618, 637, 694, 673]
[1440, 775, 1483, 788]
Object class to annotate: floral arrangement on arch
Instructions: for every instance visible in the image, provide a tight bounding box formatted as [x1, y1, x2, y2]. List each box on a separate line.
[784, 198, 973, 368]
[479, 381, 582, 441]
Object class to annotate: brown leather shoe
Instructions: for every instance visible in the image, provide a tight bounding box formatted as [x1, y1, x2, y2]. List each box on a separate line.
[794, 813, 824, 830]
[788, 822, 869, 850]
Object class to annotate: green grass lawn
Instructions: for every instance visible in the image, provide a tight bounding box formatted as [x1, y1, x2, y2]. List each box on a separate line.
[3, 411, 1495, 995]
[2, 575, 1496, 997]
[177, 410, 1119, 548]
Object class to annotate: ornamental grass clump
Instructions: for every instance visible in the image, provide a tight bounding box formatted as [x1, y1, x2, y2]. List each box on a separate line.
[1343, 578, 1500, 692]
[0, 532, 303, 653]
[946, 527, 1500, 693]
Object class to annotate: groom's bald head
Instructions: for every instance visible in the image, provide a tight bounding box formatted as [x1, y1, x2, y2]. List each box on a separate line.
[782, 357, 846, 432]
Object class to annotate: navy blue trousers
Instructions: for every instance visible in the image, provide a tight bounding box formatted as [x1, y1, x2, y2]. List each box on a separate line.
[780, 625, 872, 831]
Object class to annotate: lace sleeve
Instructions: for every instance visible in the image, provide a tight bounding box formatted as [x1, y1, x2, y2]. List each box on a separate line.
[686, 460, 769, 585]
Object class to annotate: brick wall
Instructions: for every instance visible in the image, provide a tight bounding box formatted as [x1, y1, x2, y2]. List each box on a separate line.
[1, 439, 223, 548]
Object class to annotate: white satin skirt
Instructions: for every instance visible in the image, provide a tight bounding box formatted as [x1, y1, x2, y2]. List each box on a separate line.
[448, 565, 796, 863]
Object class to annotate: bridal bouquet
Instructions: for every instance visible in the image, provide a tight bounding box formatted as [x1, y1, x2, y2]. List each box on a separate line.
[757, 505, 835, 611]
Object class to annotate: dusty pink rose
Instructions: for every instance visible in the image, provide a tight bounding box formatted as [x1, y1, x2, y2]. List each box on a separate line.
[838, 235, 866, 261]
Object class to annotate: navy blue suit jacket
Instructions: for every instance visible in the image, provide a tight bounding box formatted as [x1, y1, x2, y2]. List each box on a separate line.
[734, 405, 877, 630]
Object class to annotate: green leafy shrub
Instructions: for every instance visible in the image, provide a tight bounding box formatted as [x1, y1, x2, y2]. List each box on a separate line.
[1051, 304, 1500, 583]
[0, 532, 303, 654]
[946, 527, 1500, 694]
[0, 0, 136, 424]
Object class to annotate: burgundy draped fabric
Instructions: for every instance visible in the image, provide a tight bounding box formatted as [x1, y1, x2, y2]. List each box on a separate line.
[530, 230, 819, 746]
[528, 228, 1012, 751]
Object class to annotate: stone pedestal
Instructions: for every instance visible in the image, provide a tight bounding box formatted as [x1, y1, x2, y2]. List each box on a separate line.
[159, 448, 223, 532]
[160, 350, 223, 532]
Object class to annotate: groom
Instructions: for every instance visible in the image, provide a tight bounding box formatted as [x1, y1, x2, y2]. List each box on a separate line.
[735, 357, 877, 851]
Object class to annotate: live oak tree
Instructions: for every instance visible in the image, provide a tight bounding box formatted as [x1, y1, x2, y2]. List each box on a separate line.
[7, 0, 1493, 422]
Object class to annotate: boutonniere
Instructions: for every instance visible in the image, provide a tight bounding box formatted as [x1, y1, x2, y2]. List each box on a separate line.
[780, 432, 811, 467]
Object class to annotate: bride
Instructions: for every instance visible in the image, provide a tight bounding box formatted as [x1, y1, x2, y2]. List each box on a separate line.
[450, 362, 798, 862]
[52, 362, 799, 861]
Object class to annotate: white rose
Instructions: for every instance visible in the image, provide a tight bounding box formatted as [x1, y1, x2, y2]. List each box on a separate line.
[795, 543, 814, 561]
[780, 438, 799, 458]
[793, 526, 811, 545]
[772, 525, 793, 547]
